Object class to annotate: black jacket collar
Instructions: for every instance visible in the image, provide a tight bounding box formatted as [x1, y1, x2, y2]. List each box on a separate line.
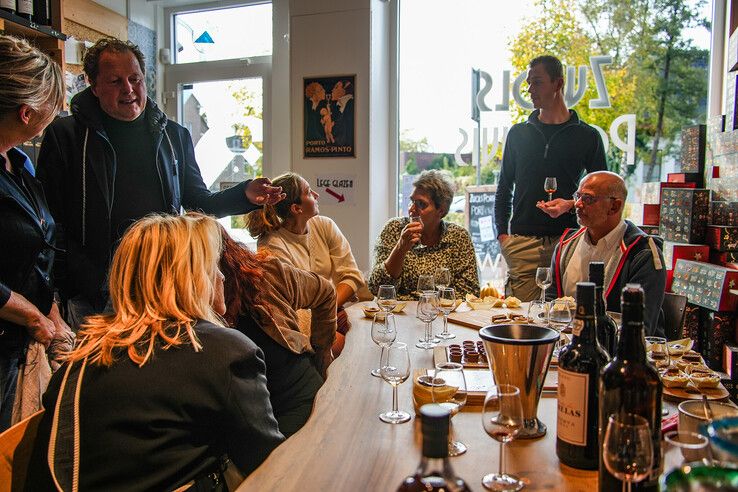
[70, 87, 168, 135]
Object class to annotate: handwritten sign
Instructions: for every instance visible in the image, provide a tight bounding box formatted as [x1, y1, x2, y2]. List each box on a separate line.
[465, 185, 499, 271]
[315, 174, 356, 205]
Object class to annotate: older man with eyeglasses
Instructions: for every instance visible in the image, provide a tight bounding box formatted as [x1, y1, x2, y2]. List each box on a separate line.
[546, 171, 666, 336]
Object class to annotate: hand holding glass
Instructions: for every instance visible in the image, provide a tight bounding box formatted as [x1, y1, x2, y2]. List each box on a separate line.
[482, 385, 524, 491]
[432, 362, 467, 456]
[602, 413, 653, 492]
[410, 215, 424, 249]
[379, 342, 411, 424]
[437, 287, 456, 340]
[544, 177, 557, 201]
[370, 312, 397, 377]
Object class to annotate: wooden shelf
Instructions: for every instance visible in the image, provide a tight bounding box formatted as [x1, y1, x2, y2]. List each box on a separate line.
[0, 9, 66, 40]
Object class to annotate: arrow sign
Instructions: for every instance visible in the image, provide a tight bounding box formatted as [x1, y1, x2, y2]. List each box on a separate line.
[325, 188, 345, 203]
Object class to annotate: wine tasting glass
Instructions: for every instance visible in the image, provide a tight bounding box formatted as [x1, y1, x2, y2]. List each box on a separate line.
[602, 413, 653, 492]
[662, 430, 711, 474]
[379, 342, 411, 424]
[482, 384, 524, 491]
[535, 267, 552, 304]
[645, 336, 670, 367]
[527, 300, 549, 326]
[434, 267, 451, 292]
[544, 177, 557, 201]
[432, 362, 468, 456]
[410, 215, 425, 249]
[377, 284, 398, 313]
[437, 287, 457, 340]
[416, 292, 440, 349]
[370, 312, 397, 377]
[417, 274, 436, 296]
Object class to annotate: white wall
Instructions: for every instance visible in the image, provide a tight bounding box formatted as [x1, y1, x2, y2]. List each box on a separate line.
[290, 0, 393, 271]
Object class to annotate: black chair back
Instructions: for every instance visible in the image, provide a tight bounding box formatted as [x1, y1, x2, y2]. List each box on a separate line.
[662, 292, 688, 341]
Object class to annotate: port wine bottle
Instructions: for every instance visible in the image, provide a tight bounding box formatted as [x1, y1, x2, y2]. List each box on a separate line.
[598, 284, 662, 491]
[397, 404, 470, 492]
[32, 0, 50, 25]
[15, 0, 32, 20]
[0, 0, 15, 15]
[556, 282, 609, 470]
[589, 262, 617, 357]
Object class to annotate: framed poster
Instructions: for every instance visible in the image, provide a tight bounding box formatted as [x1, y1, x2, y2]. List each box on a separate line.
[304, 75, 356, 158]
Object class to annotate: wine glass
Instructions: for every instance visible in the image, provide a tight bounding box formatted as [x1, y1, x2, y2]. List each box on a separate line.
[602, 413, 654, 492]
[370, 312, 397, 377]
[662, 430, 711, 474]
[535, 267, 551, 304]
[434, 267, 451, 292]
[482, 384, 524, 491]
[410, 215, 425, 249]
[544, 177, 557, 201]
[437, 287, 457, 340]
[527, 300, 549, 326]
[379, 342, 411, 424]
[417, 274, 435, 296]
[377, 284, 398, 313]
[416, 292, 439, 349]
[432, 362, 468, 456]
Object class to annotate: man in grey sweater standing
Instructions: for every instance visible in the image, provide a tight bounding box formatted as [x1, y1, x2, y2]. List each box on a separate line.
[495, 55, 607, 301]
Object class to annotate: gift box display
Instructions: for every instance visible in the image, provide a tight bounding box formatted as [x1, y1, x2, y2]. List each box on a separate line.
[662, 241, 710, 269]
[671, 259, 738, 312]
[683, 302, 702, 352]
[659, 188, 710, 243]
[727, 74, 738, 131]
[680, 125, 706, 174]
[706, 226, 738, 252]
[724, 342, 738, 379]
[667, 172, 703, 185]
[701, 310, 737, 371]
[711, 201, 738, 227]
[643, 204, 660, 226]
[713, 177, 738, 202]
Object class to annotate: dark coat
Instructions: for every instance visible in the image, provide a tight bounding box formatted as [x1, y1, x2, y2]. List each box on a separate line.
[37, 89, 259, 307]
[25, 320, 285, 491]
[547, 221, 666, 337]
[0, 148, 57, 355]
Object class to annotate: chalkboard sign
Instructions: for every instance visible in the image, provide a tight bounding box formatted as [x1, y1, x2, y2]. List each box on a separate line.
[465, 185, 499, 271]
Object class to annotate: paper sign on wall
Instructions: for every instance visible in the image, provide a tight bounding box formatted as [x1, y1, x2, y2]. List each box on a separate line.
[478, 215, 495, 242]
[316, 174, 356, 205]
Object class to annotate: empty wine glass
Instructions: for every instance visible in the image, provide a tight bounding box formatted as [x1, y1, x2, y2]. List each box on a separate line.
[416, 292, 439, 349]
[482, 384, 524, 491]
[370, 312, 397, 377]
[602, 413, 653, 492]
[544, 177, 557, 201]
[434, 267, 451, 292]
[432, 362, 468, 456]
[379, 342, 411, 424]
[410, 215, 425, 249]
[662, 430, 711, 474]
[535, 267, 551, 304]
[527, 300, 549, 326]
[437, 287, 457, 340]
[417, 274, 436, 297]
[377, 284, 398, 313]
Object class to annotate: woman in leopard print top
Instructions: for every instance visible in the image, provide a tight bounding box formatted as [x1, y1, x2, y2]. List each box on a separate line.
[368, 171, 480, 300]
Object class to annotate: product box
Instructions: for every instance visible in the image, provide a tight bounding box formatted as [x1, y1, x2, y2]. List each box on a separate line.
[683, 302, 702, 352]
[667, 172, 703, 185]
[706, 225, 738, 252]
[711, 201, 738, 226]
[729, 29, 738, 72]
[701, 310, 737, 371]
[643, 204, 660, 226]
[662, 241, 710, 269]
[724, 342, 738, 379]
[727, 73, 738, 131]
[671, 259, 738, 311]
[713, 176, 738, 202]
[680, 125, 706, 174]
[710, 250, 738, 268]
[659, 188, 710, 243]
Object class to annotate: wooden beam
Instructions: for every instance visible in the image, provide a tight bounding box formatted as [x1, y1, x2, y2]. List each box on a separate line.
[63, 0, 127, 40]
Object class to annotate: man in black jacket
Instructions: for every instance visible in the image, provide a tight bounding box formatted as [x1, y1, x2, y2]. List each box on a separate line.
[495, 55, 607, 301]
[37, 38, 284, 325]
[546, 171, 666, 336]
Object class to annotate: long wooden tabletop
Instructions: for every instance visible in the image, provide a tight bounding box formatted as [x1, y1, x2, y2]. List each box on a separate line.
[236, 302, 633, 491]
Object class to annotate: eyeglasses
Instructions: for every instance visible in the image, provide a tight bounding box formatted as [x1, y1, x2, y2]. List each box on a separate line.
[572, 192, 617, 205]
[409, 199, 430, 211]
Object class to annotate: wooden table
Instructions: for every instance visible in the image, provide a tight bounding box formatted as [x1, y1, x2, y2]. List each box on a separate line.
[236, 302, 672, 491]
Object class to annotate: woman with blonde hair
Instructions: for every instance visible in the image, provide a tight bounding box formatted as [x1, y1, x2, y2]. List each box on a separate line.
[245, 172, 365, 352]
[25, 214, 283, 490]
[0, 34, 71, 431]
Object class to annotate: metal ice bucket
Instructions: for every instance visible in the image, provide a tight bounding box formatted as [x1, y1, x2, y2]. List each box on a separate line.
[479, 324, 559, 439]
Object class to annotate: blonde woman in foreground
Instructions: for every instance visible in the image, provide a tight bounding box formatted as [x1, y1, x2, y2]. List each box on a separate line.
[25, 214, 283, 491]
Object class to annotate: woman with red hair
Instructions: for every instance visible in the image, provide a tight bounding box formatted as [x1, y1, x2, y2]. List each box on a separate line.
[218, 224, 337, 436]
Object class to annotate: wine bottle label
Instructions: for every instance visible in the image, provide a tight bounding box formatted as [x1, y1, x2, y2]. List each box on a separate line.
[557, 368, 588, 446]
[0, 0, 14, 9]
[571, 319, 584, 336]
[17, 0, 32, 14]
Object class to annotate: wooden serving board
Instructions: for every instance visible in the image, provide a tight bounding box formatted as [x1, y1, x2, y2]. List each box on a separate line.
[447, 308, 525, 329]
[663, 383, 730, 401]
